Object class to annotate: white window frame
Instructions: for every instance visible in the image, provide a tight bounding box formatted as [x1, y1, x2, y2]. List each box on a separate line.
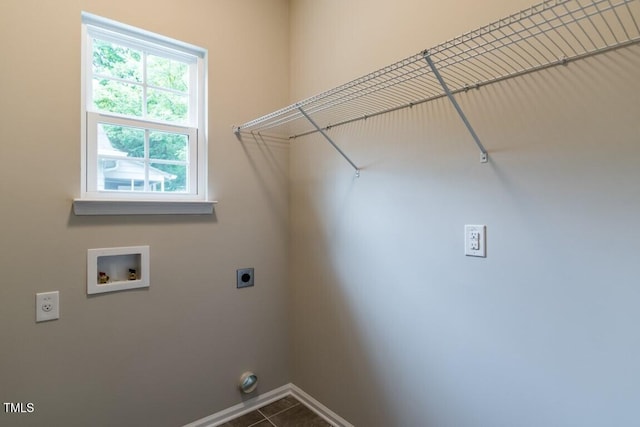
[75, 12, 214, 215]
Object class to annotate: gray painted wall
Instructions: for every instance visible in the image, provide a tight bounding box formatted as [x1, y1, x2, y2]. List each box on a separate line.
[0, 1, 290, 426]
[289, 1, 640, 426]
[2, 1, 639, 426]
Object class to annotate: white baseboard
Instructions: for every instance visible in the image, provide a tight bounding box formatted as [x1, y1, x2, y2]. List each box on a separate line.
[182, 384, 290, 427]
[183, 383, 353, 427]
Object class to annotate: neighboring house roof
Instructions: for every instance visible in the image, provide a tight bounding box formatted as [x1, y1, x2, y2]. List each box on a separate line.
[97, 125, 176, 182]
[97, 126, 128, 158]
[104, 158, 176, 181]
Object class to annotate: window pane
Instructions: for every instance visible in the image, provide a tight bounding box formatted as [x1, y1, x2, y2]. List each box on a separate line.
[149, 131, 188, 162]
[147, 88, 188, 123]
[98, 124, 144, 158]
[150, 163, 187, 193]
[92, 39, 142, 82]
[99, 159, 147, 192]
[147, 55, 189, 92]
[93, 78, 142, 117]
[83, 13, 206, 201]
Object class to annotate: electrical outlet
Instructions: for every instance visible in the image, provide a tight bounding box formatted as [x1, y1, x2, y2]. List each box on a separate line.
[465, 225, 486, 257]
[36, 291, 59, 322]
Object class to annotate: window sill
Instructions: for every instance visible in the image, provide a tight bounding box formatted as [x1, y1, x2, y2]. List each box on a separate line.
[73, 199, 217, 216]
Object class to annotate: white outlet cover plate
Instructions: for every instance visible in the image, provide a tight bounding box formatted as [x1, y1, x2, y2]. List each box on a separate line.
[465, 225, 486, 257]
[36, 291, 59, 322]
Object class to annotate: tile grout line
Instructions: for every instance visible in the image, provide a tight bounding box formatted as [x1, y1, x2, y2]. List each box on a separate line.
[247, 413, 276, 427]
[255, 408, 278, 427]
[258, 402, 302, 426]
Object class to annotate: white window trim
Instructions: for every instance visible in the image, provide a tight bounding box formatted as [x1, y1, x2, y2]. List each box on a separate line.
[75, 12, 215, 215]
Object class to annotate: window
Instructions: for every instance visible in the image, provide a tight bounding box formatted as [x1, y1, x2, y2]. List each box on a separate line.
[76, 13, 212, 214]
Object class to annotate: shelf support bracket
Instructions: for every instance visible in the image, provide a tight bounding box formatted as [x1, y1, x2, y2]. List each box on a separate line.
[297, 106, 361, 177]
[423, 51, 488, 163]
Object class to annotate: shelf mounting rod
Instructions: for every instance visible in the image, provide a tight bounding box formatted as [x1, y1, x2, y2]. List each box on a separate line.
[423, 50, 488, 163]
[297, 106, 361, 177]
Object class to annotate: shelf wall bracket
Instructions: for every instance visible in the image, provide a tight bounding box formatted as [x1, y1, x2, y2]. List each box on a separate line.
[297, 106, 361, 177]
[423, 50, 488, 163]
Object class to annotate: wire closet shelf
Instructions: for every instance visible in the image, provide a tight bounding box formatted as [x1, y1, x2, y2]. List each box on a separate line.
[234, 0, 640, 160]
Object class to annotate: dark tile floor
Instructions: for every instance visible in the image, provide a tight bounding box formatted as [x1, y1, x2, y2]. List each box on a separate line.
[220, 395, 332, 427]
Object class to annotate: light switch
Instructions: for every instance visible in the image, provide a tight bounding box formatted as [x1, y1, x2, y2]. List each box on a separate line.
[465, 225, 486, 257]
